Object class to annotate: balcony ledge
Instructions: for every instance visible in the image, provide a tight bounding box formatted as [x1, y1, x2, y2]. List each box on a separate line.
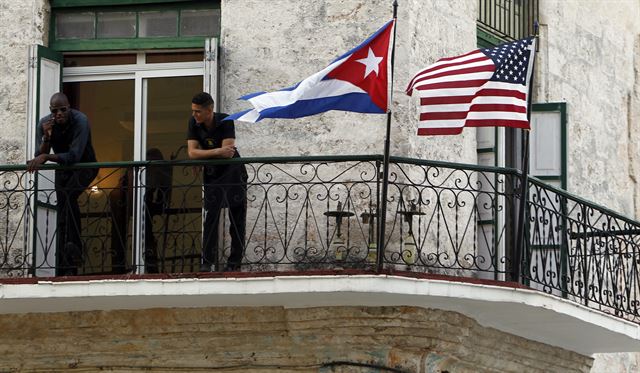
[1, 273, 639, 355]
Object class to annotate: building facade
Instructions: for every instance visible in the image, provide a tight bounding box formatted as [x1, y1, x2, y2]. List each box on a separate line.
[1, 0, 640, 371]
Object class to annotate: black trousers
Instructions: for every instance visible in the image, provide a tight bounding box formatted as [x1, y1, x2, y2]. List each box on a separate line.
[54, 168, 97, 276]
[202, 183, 247, 269]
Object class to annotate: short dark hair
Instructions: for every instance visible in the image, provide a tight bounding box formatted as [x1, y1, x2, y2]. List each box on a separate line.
[192, 92, 214, 107]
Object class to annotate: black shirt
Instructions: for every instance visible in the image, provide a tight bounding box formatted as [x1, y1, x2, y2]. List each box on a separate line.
[35, 109, 97, 165]
[186, 113, 247, 184]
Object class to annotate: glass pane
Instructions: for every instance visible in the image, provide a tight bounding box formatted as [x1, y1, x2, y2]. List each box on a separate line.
[97, 12, 136, 38]
[145, 76, 203, 273]
[180, 9, 220, 37]
[146, 51, 203, 64]
[64, 54, 137, 67]
[56, 12, 95, 39]
[139, 11, 178, 37]
[146, 76, 201, 160]
[64, 80, 135, 165]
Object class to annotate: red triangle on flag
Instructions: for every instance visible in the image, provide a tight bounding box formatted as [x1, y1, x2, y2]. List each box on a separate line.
[326, 21, 394, 112]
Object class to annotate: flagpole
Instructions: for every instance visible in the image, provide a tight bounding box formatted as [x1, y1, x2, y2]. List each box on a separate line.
[513, 21, 539, 281]
[377, 0, 398, 272]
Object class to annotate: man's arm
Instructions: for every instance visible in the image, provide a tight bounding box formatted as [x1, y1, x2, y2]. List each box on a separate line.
[187, 139, 236, 160]
[28, 118, 58, 172]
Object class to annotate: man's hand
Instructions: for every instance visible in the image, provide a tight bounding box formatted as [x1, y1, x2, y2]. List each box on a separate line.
[218, 145, 236, 159]
[27, 154, 49, 173]
[42, 118, 54, 138]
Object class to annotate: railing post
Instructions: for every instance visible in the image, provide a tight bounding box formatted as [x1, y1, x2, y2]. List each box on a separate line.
[513, 132, 530, 282]
[560, 194, 569, 298]
[581, 204, 589, 307]
[29, 170, 38, 277]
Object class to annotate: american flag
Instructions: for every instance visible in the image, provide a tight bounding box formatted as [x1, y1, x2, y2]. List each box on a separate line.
[406, 37, 536, 135]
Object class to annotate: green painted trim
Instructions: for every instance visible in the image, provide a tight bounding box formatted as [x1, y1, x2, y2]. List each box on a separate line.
[532, 102, 568, 190]
[476, 147, 495, 154]
[50, 1, 219, 51]
[477, 28, 507, 48]
[51, 37, 207, 51]
[52, 0, 195, 8]
[0, 155, 385, 172]
[390, 156, 520, 175]
[35, 45, 63, 125]
[535, 175, 561, 181]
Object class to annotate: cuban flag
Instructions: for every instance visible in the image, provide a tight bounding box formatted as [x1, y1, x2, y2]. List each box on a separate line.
[226, 20, 395, 122]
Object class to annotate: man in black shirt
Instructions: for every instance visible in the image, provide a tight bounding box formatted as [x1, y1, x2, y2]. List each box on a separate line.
[28, 92, 98, 276]
[187, 92, 247, 272]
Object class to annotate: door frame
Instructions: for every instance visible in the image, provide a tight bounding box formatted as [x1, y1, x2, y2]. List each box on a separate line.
[59, 49, 211, 273]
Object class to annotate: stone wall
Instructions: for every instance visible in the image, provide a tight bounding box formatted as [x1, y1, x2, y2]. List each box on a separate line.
[537, 0, 640, 217]
[0, 0, 49, 276]
[0, 306, 593, 372]
[0, 0, 49, 165]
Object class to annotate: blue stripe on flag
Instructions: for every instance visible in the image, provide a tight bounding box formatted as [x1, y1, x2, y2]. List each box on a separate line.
[256, 92, 384, 120]
[225, 108, 254, 121]
[239, 91, 267, 100]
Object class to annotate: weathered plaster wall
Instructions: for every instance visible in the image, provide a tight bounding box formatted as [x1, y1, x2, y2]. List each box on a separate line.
[537, 0, 640, 217]
[0, 306, 593, 372]
[0, 0, 49, 165]
[220, 0, 477, 165]
[536, 2, 640, 370]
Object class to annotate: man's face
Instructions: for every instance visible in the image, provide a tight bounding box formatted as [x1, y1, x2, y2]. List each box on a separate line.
[49, 105, 70, 125]
[191, 103, 213, 124]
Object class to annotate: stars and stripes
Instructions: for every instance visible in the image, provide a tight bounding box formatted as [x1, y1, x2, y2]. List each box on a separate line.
[406, 37, 536, 135]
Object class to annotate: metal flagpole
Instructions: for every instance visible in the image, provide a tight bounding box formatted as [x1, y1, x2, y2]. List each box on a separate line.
[513, 21, 539, 281]
[377, 0, 398, 272]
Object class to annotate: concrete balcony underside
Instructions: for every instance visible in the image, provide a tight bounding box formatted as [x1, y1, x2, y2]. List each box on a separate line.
[1, 272, 639, 356]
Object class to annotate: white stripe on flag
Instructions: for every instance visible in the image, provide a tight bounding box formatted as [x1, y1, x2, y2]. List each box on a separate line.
[418, 120, 465, 128]
[467, 111, 528, 121]
[421, 103, 471, 113]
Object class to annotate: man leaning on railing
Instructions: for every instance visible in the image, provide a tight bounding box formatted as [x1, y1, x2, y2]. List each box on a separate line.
[27, 92, 98, 276]
[186, 92, 248, 272]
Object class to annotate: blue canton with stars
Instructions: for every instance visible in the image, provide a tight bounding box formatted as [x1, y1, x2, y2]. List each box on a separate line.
[481, 37, 534, 85]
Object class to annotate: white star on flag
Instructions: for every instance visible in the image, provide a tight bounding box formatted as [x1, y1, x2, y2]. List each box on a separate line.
[356, 48, 383, 78]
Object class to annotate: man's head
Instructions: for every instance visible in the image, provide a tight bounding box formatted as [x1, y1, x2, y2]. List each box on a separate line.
[191, 92, 214, 124]
[49, 92, 70, 125]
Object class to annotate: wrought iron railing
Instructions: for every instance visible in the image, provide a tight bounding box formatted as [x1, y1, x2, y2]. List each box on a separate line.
[524, 177, 640, 323]
[1, 156, 639, 324]
[477, 0, 539, 41]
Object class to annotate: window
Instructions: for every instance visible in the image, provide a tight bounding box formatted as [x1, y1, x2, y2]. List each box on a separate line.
[477, 0, 539, 42]
[50, 1, 220, 51]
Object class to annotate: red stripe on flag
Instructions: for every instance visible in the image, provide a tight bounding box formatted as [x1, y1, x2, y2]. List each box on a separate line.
[469, 104, 527, 113]
[415, 79, 488, 91]
[420, 111, 469, 121]
[465, 119, 530, 129]
[417, 64, 495, 82]
[417, 127, 464, 136]
[407, 56, 489, 86]
[416, 79, 487, 91]
[476, 88, 526, 100]
[420, 96, 475, 105]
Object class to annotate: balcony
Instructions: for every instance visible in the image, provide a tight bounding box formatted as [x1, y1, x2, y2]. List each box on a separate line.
[478, 0, 539, 41]
[1, 156, 640, 354]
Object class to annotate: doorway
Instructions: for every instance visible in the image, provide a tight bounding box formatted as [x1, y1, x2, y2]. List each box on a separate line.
[60, 51, 208, 274]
